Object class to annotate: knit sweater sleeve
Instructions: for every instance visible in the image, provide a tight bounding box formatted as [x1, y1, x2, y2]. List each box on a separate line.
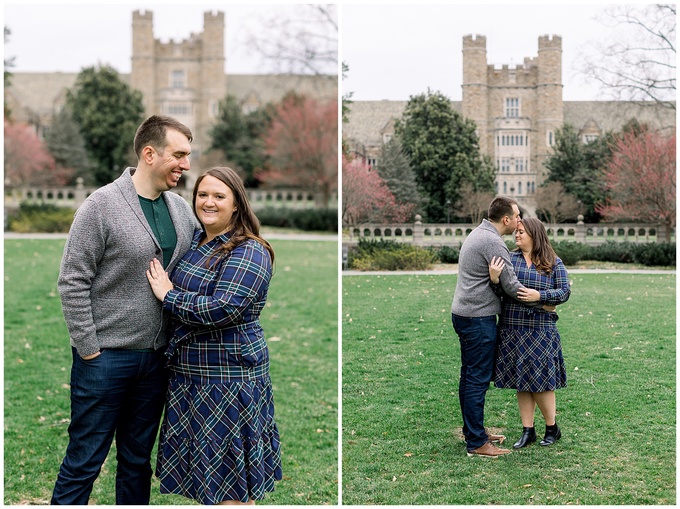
[57, 200, 106, 357]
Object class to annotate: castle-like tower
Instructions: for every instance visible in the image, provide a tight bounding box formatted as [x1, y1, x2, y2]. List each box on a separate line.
[462, 34, 563, 214]
[131, 10, 226, 162]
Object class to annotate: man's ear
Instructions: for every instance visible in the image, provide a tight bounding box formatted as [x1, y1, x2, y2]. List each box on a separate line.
[142, 146, 155, 165]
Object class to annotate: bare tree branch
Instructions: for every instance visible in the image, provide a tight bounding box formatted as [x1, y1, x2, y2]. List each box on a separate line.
[578, 4, 676, 109]
[244, 5, 338, 76]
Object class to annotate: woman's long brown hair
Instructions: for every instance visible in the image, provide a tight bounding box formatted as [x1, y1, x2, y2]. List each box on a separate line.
[193, 167, 275, 265]
[517, 217, 556, 274]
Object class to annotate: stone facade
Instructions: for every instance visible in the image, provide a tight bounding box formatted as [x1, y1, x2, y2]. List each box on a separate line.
[462, 34, 564, 214]
[343, 34, 675, 216]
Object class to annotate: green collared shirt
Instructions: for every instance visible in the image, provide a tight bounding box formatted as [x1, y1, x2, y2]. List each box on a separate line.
[139, 195, 177, 268]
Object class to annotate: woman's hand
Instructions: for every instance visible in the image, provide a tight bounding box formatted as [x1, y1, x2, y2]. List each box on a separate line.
[489, 256, 505, 284]
[517, 287, 541, 302]
[146, 258, 174, 301]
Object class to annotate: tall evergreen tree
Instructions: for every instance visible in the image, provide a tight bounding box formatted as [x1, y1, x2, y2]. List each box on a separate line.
[45, 107, 96, 185]
[395, 89, 494, 222]
[209, 95, 274, 187]
[544, 124, 615, 222]
[66, 65, 144, 185]
[375, 137, 424, 217]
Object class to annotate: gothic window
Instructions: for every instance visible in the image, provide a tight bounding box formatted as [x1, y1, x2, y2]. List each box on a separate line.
[209, 100, 219, 118]
[547, 130, 555, 147]
[516, 158, 524, 172]
[171, 70, 186, 89]
[166, 103, 190, 116]
[501, 158, 510, 173]
[505, 97, 520, 118]
[518, 182, 522, 194]
[503, 182, 507, 194]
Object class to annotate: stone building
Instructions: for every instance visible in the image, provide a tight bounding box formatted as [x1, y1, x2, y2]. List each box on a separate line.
[5, 9, 338, 186]
[343, 34, 675, 216]
[130, 10, 226, 157]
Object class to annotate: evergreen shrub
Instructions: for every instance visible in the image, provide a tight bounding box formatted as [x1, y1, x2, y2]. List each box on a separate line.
[350, 239, 437, 271]
[256, 207, 338, 232]
[433, 245, 459, 264]
[6, 203, 74, 233]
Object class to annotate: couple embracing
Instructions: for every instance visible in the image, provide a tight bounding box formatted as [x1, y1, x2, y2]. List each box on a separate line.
[452, 197, 571, 458]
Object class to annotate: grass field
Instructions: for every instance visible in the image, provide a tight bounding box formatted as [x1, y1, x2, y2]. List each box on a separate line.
[4, 238, 338, 505]
[342, 272, 676, 505]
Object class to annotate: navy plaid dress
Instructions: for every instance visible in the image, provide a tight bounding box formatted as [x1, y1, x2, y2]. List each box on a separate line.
[493, 252, 571, 392]
[155, 229, 282, 504]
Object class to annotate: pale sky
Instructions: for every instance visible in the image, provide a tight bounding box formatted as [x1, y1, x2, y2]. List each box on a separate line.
[4, 2, 338, 75]
[342, 3, 636, 101]
[4, 2, 665, 102]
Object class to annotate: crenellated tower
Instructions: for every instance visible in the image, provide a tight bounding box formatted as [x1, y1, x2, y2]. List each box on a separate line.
[131, 10, 156, 115]
[535, 34, 563, 181]
[461, 34, 564, 216]
[462, 35, 489, 155]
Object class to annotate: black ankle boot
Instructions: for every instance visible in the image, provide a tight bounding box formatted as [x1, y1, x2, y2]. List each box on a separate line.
[513, 426, 536, 449]
[539, 423, 561, 446]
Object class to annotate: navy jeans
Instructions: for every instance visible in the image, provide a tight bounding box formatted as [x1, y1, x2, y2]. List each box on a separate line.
[51, 348, 167, 505]
[451, 314, 498, 451]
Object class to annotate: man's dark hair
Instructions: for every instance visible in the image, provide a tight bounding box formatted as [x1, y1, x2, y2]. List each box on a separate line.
[488, 196, 519, 222]
[133, 115, 193, 158]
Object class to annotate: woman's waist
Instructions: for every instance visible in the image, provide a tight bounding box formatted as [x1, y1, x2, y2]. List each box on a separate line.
[500, 306, 558, 327]
[170, 322, 263, 342]
[169, 357, 271, 383]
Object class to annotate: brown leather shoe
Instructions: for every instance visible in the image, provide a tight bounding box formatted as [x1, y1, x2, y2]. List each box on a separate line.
[467, 441, 512, 458]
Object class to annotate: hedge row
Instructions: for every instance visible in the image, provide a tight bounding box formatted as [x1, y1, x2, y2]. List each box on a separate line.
[348, 238, 675, 270]
[551, 240, 676, 267]
[256, 207, 338, 232]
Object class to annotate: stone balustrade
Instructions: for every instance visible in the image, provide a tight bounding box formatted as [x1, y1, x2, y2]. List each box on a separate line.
[4, 181, 337, 211]
[345, 215, 673, 246]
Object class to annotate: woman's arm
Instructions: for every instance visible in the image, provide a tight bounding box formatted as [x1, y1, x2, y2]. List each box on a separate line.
[160, 242, 271, 328]
[539, 259, 571, 306]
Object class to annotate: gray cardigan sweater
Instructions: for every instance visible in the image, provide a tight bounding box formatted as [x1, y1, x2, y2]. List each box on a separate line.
[451, 219, 538, 318]
[58, 167, 198, 357]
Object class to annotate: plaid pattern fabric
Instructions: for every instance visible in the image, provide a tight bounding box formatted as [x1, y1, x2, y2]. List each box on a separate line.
[498, 253, 571, 330]
[156, 230, 282, 503]
[494, 252, 570, 392]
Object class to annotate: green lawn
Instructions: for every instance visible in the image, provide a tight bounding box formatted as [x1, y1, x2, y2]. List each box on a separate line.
[4, 238, 338, 505]
[342, 272, 676, 505]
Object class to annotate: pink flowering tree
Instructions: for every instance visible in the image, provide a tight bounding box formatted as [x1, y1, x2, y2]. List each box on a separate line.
[596, 130, 675, 241]
[4, 120, 72, 187]
[256, 94, 338, 208]
[342, 156, 414, 225]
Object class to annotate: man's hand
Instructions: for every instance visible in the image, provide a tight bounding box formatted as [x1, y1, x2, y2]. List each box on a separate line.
[517, 287, 541, 302]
